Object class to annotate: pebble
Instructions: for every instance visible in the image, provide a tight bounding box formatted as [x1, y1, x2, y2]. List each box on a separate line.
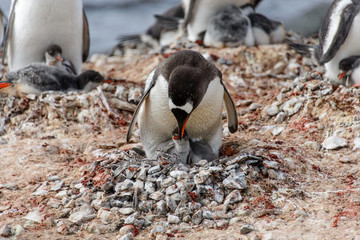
[266, 105, 280, 116]
[224, 190, 243, 205]
[249, 103, 263, 111]
[119, 233, 134, 240]
[274, 112, 286, 123]
[0, 224, 12, 237]
[192, 210, 203, 225]
[303, 141, 321, 151]
[150, 225, 166, 235]
[124, 213, 137, 224]
[194, 171, 210, 185]
[263, 160, 280, 170]
[322, 136, 348, 150]
[23, 208, 44, 223]
[50, 180, 64, 191]
[272, 126, 284, 136]
[281, 97, 304, 116]
[353, 137, 360, 150]
[168, 215, 180, 224]
[68, 205, 96, 224]
[119, 208, 135, 215]
[240, 224, 255, 234]
[223, 172, 248, 190]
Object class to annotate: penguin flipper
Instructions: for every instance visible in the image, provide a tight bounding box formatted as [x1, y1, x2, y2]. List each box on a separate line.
[223, 87, 238, 133]
[320, 3, 360, 64]
[2, 0, 17, 65]
[82, 9, 90, 62]
[126, 80, 155, 142]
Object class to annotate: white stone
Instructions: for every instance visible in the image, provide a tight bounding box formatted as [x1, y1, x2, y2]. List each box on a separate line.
[322, 136, 348, 150]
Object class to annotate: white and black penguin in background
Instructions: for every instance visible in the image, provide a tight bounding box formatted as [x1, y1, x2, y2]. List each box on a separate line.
[203, 4, 255, 48]
[288, 0, 360, 86]
[127, 50, 238, 163]
[181, 0, 262, 42]
[2, 0, 90, 75]
[114, 4, 185, 53]
[0, 8, 6, 48]
[241, 4, 286, 45]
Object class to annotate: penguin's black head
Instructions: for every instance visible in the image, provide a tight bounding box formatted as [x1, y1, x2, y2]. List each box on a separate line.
[77, 70, 104, 90]
[168, 65, 210, 140]
[45, 44, 64, 64]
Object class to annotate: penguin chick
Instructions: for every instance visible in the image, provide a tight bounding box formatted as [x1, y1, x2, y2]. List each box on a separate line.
[203, 4, 254, 48]
[0, 66, 104, 96]
[181, 0, 262, 42]
[45, 44, 77, 75]
[157, 128, 217, 164]
[127, 50, 238, 159]
[338, 55, 360, 87]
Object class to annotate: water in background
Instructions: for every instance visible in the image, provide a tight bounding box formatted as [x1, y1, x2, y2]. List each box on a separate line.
[0, 0, 332, 55]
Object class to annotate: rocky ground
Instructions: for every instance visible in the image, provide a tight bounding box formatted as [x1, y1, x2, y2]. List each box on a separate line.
[0, 39, 360, 240]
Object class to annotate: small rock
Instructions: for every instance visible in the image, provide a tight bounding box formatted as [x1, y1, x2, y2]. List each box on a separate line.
[223, 172, 247, 190]
[272, 126, 284, 136]
[194, 171, 210, 185]
[268, 169, 287, 180]
[304, 141, 321, 151]
[168, 215, 180, 224]
[282, 97, 304, 116]
[0, 224, 12, 237]
[274, 112, 286, 123]
[266, 105, 279, 116]
[240, 224, 255, 234]
[119, 233, 134, 240]
[156, 200, 167, 215]
[50, 180, 64, 191]
[150, 225, 165, 234]
[148, 165, 162, 174]
[149, 191, 164, 201]
[353, 137, 360, 150]
[166, 185, 179, 195]
[249, 103, 263, 111]
[47, 175, 60, 181]
[192, 210, 203, 225]
[124, 213, 137, 224]
[119, 208, 135, 215]
[169, 170, 188, 180]
[224, 190, 243, 205]
[23, 208, 44, 223]
[263, 160, 280, 170]
[322, 136, 348, 150]
[119, 225, 135, 236]
[229, 217, 242, 225]
[69, 205, 96, 224]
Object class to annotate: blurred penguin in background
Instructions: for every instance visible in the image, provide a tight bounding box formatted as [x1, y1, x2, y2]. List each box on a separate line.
[2, 0, 90, 74]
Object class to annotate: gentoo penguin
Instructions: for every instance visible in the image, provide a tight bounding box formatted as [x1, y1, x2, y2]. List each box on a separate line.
[158, 128, 217, 164]
[0, 8, 5, 48]
[181, 0, 262, 42]
[127, 50, 238, 159]
[203, 4, 254, 48]
[288, 0, 360, 83]
[45, 45, 77, 75]
[115, 4, 184, 51]
[241, 4, 286, 45]
[338, 55, 360, 87]
[2, 0, 90, 74]
[0, 67, 104, 96]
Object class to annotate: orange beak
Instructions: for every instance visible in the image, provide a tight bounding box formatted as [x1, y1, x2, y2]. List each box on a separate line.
[338, 72, 346, 80]
[0, 82, 11, 88]
[177, 115, 189, 140]
[56, 56, 64, 62]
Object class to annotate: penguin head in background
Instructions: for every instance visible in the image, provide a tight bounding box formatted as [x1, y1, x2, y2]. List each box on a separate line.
[77, 70, 105, 91]
[168, 65, 209, 140]
[45, 44, 64, 66]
